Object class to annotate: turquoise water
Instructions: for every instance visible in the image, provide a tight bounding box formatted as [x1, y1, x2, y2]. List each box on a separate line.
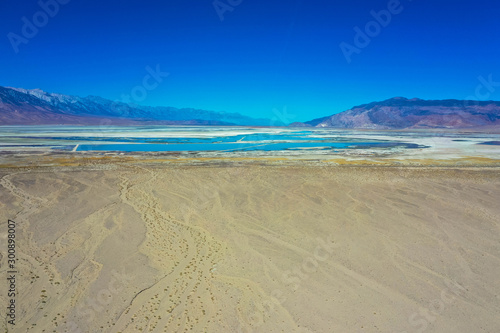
[76, 141, 412, 152]
[0, 125, 425, 153]
[479, 141, 500, 146]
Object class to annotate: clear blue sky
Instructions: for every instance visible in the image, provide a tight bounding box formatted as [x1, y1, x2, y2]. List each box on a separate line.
[1, 0, 499, 122]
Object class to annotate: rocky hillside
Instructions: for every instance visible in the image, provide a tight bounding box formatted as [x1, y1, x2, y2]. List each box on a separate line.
[0, 86, 279, 126]
[300, 97, 500, 129]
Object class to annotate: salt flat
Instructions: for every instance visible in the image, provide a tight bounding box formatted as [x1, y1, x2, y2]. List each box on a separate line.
[1, 161, 499, 332]
[1, 126, 499, 162]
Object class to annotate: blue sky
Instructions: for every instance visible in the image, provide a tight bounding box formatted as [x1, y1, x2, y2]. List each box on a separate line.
[1, 0, 499, 122]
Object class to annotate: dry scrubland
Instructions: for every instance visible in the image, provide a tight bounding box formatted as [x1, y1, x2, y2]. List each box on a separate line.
[1, 163, 500, 332]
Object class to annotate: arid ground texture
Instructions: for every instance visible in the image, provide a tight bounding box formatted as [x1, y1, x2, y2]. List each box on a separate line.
[1, 162, 500, 332]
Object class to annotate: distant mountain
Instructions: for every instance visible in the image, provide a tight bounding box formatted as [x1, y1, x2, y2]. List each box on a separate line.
[296, 97, 500, 129]
[0, 86, 280, 126]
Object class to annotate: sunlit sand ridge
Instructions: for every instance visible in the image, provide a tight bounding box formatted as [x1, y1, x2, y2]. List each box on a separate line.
[1, 163, 499, 332]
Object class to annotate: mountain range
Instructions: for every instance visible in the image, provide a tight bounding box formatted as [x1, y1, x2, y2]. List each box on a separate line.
[1, 86, 499, 129]
[0, 86, 279, 126]
[292, 97, 500, 129]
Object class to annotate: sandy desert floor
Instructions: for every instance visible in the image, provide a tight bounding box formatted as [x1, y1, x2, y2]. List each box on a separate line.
[1, 161, 500, 332]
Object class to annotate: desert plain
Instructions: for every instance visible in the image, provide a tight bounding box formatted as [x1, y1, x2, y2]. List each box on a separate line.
[1, 156, 500, 333]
